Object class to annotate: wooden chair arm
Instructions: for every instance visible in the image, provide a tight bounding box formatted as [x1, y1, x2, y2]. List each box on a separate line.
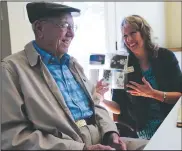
[100, 99, 120, 114]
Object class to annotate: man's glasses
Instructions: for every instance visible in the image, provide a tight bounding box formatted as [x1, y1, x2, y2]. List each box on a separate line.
[40, 19, 77, 31]
[40, 19, 77, 32]
[55, 22, 78, 32]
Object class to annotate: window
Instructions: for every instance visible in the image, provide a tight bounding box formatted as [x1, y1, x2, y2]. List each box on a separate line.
[60, 2, 110, 78]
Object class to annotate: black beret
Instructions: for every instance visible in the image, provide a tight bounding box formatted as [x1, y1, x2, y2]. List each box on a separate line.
[26, 2, 81, 23]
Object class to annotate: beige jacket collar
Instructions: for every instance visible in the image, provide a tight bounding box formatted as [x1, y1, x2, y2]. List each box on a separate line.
[24, 41, 79, 68]
[24, 41, 40, 67]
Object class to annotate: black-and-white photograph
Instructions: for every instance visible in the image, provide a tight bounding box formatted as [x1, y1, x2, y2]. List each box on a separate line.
[112, 70, 125, 89]
[103, 70, 112, 84]
[110, 55, 128, 70]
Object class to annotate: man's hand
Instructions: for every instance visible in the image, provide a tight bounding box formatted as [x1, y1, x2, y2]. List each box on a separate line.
[106, 133, 127, 150]
[93, 79, 109, 103]
[95, 79, 109, 96]
[126, 77, 154, 98]
[84, 144, 115, 150]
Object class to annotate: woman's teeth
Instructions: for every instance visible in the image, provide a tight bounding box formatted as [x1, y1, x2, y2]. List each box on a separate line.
[130, 43, 137, 47]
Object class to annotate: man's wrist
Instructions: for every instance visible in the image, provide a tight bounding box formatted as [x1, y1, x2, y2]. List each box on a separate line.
[103, 131, 119, 145]
[83, 144, 87, 150]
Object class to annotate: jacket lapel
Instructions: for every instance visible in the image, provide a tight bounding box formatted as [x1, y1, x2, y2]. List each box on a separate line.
[69, 58, 94, 103]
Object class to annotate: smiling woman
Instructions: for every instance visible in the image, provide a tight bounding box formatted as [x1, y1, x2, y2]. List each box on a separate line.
[112, 15, 182, 140]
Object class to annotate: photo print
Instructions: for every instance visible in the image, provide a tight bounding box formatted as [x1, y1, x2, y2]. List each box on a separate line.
[103, 69, 112, 84]
[112, 70, 125, 89]
[110, 54, 128, 70]
[89, 54, 105, 65]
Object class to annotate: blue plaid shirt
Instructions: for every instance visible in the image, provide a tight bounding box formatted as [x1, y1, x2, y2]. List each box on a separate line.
[33, 41, 93, 121]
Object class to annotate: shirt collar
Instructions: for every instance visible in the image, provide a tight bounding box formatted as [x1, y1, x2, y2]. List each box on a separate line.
[32, 40, 70, 66]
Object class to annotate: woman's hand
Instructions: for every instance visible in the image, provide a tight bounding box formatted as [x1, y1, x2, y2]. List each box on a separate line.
[126, 77, 154, 98]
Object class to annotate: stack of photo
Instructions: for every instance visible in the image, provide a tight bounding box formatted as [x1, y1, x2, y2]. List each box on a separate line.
[89, 52, 128, 89]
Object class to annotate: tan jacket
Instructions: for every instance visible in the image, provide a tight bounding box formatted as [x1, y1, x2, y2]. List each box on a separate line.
[1, 41, 118, 150]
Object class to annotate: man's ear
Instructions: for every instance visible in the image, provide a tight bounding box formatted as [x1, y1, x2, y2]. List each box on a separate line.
[34, 20, 44, 39]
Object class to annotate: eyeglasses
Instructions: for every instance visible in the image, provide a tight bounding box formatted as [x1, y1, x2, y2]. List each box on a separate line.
[55, 22, 78, 32]
[41, 19, 77, 32]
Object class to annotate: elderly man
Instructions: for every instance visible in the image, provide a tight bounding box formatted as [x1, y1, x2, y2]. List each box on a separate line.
[1, 2, 148, 150]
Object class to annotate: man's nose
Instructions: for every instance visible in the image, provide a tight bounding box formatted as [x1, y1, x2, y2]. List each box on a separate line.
[66, 28, 74, 37]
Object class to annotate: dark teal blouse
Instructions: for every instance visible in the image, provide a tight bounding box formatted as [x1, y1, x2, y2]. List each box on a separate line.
[137, 67, 164, 140]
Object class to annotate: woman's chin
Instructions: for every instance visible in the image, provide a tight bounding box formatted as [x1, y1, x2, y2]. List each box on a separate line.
[130, 47, 139, 53]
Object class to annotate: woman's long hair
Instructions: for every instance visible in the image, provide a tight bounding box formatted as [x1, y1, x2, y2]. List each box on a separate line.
[121, 15, 159, 59]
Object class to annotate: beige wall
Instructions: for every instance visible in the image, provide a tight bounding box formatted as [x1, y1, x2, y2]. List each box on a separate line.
[7, 2, 34, 54]
[0, 2, 2, 60]
[165, 2, 181, 48]
[1, 1, 12, 60]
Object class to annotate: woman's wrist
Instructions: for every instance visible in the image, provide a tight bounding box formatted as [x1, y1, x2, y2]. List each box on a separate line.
[150, 89, 165, 102]
[148, 89, 156, 98]
[163, 92, 167, 102]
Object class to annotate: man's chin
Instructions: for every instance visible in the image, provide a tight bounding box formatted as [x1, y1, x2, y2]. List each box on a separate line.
[57, 49, 68, 56]
[60, 47, 68, 52]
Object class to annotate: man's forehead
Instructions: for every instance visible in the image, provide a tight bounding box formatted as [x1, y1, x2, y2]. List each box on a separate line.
[52, 13, 73, 21]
